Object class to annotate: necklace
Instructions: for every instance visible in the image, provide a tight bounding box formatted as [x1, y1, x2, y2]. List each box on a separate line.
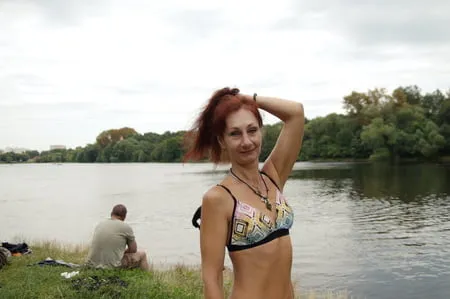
[229, 168, 272, 211]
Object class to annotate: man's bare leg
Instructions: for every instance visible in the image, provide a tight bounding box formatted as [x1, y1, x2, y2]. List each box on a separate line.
[122, 251, 150, 271]
[137, 251, 150, 271]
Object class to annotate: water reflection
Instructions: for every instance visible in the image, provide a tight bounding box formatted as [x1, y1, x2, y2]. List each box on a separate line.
[289, 162, 450, 299]
[290, 162, 450, 201]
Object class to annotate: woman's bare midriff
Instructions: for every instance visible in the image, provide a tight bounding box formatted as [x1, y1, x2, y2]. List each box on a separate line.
[228, 235, 294, 299]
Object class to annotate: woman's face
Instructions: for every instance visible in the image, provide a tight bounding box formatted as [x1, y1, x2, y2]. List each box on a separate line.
[222, 108, 262, 165]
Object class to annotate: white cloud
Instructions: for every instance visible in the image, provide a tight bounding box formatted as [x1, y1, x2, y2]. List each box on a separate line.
[1, 0, 449, 150]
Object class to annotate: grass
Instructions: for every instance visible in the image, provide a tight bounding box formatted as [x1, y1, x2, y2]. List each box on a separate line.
[0, 240, 352, 299]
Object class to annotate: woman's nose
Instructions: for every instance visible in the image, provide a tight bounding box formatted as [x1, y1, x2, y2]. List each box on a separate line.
[241, 133, 252, 146]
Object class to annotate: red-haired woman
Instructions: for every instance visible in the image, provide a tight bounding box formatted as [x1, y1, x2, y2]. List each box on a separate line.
[185, 87, 305, 299]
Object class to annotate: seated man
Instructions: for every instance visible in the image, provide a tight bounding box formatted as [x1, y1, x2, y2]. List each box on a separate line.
[86, 204, 150, 271]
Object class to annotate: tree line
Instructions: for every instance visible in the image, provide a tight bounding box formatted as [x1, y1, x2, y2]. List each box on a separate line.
[1, 85, 449, 164]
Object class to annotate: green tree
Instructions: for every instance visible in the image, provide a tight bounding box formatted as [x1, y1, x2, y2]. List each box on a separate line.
[361, 117, 397, 160]
[421, 89, 446, 120]
[261, 123, 282, 161]
[394, 105, 444, 158]
[96, 127, 138, 148]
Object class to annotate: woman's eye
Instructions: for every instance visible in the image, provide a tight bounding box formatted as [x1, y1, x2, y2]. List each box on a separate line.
[248, 128, 258, 134]
[230, 131, 241, 136]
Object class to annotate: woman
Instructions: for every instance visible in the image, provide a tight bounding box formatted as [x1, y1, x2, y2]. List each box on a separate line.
[184, 87, 304, 299]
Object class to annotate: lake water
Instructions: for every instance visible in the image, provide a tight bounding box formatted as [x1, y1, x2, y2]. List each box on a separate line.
[1, 162, 449, 299]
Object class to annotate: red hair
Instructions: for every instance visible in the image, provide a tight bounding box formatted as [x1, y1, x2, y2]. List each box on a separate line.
[183, 87, 263, 164]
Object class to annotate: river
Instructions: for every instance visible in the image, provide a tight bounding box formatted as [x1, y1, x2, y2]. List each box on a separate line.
[1, 162, 449, 299]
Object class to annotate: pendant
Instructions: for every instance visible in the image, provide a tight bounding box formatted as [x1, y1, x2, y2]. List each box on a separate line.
[263, 197, 272, 211]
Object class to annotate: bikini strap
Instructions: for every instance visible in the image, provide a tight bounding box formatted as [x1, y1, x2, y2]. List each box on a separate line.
[216, 184, 237, 245]
[216, 184, 238, 203]
[260, 171, 281, 190]
[191, 185, 238, 230]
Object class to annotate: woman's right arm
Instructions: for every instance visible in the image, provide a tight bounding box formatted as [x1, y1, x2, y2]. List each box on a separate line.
[200, 187, 230, 299]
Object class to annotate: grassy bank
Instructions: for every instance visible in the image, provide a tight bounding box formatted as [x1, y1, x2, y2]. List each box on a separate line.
[0, 241, 350, 299]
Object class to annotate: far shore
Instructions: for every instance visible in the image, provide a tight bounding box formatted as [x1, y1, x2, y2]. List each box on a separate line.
[2, 155, 450, 164]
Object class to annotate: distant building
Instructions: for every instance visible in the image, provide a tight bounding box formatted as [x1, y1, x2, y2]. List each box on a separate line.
[50, 145, 66, 150]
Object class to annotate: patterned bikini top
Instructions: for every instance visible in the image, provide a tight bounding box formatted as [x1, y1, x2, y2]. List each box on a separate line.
[218, 172, 294, 252]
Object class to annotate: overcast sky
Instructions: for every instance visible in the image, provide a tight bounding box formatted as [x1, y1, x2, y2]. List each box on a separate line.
[1, 0, 449, 151]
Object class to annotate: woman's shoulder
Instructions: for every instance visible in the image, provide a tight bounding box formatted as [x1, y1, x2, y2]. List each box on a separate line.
[203, 184, 232, 206]
[202, 183, 235, 216]
[192, 184, 233, 229]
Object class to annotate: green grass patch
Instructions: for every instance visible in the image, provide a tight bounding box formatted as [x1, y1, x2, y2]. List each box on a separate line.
[0, 241, 205, 299]
[0, 241, 352, 299]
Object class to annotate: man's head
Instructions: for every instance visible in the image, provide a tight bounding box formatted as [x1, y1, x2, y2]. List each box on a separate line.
[111, 204, 127, 221]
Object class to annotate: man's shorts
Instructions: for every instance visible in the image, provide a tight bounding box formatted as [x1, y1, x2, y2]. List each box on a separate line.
[120, 252, 141, 269]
